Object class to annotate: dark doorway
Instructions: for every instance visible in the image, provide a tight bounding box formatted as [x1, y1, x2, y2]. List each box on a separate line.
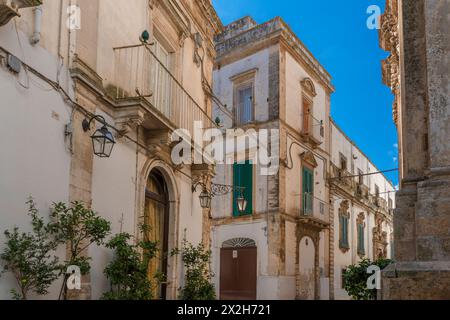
[220, 246, 257, 300]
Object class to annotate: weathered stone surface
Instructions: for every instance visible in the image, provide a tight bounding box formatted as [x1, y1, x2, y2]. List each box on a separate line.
[379, 0, 450, 299]
[381, 262, 450, 300]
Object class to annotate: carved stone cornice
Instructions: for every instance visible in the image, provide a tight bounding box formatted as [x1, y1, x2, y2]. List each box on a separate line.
[379, 0, 400, 126]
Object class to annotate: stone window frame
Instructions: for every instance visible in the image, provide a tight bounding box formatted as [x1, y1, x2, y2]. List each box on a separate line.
[338, 200, 350, 252]
[230, 68, 258, 127]
[300, 78, 317, 136]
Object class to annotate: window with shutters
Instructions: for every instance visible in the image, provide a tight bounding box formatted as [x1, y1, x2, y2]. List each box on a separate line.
[233, 161, 253, 216]
[357, 213, 365, 257]
[302, 167, 314, 216]
[339, 200, 350, 252]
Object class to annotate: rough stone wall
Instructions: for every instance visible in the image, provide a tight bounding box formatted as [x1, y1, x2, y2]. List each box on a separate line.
[380, 0, 450, 300]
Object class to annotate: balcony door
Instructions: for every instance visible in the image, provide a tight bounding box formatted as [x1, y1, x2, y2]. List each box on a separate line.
[151, 39, 173, 119]
[235, 84, 254, 126]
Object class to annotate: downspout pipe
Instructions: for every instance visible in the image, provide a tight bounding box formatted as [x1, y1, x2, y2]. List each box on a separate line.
[30, 6, 42, 45]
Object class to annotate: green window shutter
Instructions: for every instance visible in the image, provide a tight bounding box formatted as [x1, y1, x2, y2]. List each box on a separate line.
[357, 225, 361, 252]
[233, 161, 253, 216]
[343, 217, 349, 248]
[358, 224, 365, 254]
[302, 167, 314, 215]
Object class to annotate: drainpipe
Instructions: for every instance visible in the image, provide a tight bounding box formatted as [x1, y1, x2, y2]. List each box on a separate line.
[30, 6, 43, 46]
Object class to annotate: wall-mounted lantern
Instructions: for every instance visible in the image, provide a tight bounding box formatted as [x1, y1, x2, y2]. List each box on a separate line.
[198, 187, 212, 210]
[192, 182, 247, 214]
[82, 115, 116, 158]
[235, 190, 248, 214]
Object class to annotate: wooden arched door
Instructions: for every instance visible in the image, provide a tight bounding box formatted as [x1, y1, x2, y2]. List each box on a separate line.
[144, 169, 170, 300]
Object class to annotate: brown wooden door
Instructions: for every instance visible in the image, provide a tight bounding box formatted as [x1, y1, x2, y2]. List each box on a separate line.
[220, 247, 257, 300]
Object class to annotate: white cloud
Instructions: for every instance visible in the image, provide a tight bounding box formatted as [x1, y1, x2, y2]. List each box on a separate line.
[393, 143, 399, 149]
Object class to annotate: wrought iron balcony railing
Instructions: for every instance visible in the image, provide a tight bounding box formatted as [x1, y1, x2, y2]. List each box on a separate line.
[301, 112, 324, 145]
[301, 193, 327, 218]
[113, 44, 216, 136]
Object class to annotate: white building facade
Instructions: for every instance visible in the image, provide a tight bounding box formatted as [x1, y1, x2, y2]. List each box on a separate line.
[0, 0, 222, 300]
[211, 16, 395, 300]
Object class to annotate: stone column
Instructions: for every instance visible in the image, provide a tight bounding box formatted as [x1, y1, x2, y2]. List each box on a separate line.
[380, 0, 450, 299]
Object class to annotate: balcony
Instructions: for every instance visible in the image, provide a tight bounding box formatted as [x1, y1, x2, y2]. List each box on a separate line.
[0, 0, 42, 26]
[331, 165, 354, 189]
[235, 102, 254, 127]
[112, 44, 216, 137]
[356, 184, 370, 200]
[300, 113, 324, 146]
[299, 193, 329, 230]
[301, 193, 327, 218]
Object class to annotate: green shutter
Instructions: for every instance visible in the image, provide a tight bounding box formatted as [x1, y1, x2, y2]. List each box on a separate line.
[302, 167, 314, 215]
[358, 224, 365, 254]
[233, 161, 253, 216]
[341, 216, 349, 248]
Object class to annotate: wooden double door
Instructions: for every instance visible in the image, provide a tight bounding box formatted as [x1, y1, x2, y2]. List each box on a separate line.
[220, 247, 257, 300]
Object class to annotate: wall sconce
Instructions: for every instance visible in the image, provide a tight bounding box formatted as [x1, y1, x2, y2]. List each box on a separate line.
[82, 115, 116, 158]
[192, 182, 247, 214]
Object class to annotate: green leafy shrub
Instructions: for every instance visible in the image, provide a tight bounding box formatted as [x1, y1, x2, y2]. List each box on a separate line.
[0, 199, 62, 300]
[343, 258, 393, 300]
[178, 241, 216, 300]
[101, 230, 159, 300]
[49, 201, 111, 300]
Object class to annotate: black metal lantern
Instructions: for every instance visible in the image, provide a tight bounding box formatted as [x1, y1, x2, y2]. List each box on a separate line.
[82, 115, 116, 158]
[192, 182, 247, 213]
[199, 187, 212, 209]
[236, 191, 248, 214]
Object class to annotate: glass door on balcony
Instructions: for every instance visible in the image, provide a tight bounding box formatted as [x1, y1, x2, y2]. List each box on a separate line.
[236, 85, 253, 125]
[151, 40, 173, 119]
[302, 167, 314, 216]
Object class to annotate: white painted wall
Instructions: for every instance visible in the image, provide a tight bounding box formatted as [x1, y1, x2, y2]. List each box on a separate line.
[0, 1, 211, 300]
[0, 25, 73, 300]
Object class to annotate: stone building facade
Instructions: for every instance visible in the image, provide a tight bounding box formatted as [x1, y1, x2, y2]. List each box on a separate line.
[0, 0, 221, 300]
[379, 0, 450, 299]
[211, 16, 395, 300]
[330, 121, 394, 300]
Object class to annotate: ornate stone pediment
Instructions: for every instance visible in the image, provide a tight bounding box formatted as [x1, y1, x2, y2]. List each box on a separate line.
[301, 78, 317, 97]
[300, 151, 318, 168]
[339, 200, 350, 218]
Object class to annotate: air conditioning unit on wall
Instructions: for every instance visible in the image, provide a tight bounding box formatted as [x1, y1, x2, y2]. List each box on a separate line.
[0, 0, 42, 27]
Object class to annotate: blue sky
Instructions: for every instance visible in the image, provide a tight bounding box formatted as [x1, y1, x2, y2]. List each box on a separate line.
[212, 0, 399, 186]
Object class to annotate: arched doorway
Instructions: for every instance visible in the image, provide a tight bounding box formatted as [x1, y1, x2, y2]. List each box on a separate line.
[298, 236, 316, 300]
[144, 169, 170, 300]
[220, 238, 257, 300]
